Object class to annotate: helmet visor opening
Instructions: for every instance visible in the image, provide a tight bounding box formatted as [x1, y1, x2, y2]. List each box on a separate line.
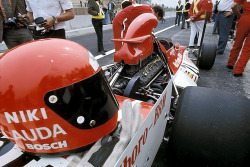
[44, 70, 118, 129]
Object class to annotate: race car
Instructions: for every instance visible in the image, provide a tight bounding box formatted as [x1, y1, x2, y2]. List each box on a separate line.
[0, 11, 250, 167]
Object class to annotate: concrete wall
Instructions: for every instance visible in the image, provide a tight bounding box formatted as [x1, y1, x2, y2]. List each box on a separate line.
[73, 7, 88, 15]
[65, 15, 92, 30]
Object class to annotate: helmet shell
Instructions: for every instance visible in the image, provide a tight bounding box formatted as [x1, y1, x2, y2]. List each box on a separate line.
[0, 39, 118, 154]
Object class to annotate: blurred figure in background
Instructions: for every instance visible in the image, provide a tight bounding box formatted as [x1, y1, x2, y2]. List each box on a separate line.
[227, 0, 249, 77]
[0, 0, 33, 49]
[88, 0, 106, 55]
[108, 0, 116, 23]
[181, 0, 191, 29]
[188, 0, 207, 48]
[207, 0, 214, 22]
[175, 0, 183, 26]
[216, 0, 234, 54]
[24, 0, 75, 39]
[212, 0, 219, 34]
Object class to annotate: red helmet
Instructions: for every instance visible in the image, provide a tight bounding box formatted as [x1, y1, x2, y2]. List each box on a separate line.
[0, 39, 118, 155]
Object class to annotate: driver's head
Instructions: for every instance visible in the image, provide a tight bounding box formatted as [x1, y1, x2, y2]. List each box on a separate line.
[153, 5, 164, 20]
[0, 39, 119, 155]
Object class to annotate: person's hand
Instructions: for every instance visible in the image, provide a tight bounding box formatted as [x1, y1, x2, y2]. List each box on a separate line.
[44, 17, 54, 31]
[190, 16, 195, 22]
[236, 13, 241, 21]
[16, 22, 25, 28]
[17, 14, 30, 24]
[224, 11, 232, 17]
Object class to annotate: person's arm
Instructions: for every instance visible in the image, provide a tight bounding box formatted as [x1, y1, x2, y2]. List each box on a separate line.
[44, 8, 75, 30]
[231, 2, 241, 20]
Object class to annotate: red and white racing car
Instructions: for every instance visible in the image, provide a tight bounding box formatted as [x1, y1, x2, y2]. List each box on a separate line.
[0, 11, 250, 167]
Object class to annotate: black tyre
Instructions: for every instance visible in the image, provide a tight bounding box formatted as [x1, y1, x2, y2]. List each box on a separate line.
[199, 42, 217, 70]
[167, 86, 250, 167]
[157, 37, 173, 50]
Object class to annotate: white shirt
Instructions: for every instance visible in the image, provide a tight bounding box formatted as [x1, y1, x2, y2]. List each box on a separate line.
[25, 0, 73, 30]
[217, 0, 234, 12]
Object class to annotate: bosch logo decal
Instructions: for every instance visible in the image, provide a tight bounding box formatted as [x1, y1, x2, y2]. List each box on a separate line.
[1, 108, 68, 151]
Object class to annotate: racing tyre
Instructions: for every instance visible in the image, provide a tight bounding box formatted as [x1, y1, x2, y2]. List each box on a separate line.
[198, 42, 217, 70]
[167, 86, 250, 167]
[157, 37, 173, 50]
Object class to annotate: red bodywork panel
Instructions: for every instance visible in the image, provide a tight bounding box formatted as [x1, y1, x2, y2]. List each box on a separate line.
[158, 41, 186, 75]
[112, 12, 186, 75]
[112, 13, 158, 65]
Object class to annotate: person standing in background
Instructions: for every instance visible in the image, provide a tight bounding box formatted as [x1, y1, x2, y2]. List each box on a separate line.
[207, 0, 214, 22]
[212, 0, 219, 34]
[0, 0, 33, 49]
[23, 0, 75, 39]
[212, 0, 219, 21]
[227, 0, 249, 77]
[181, 0, 191, 29]
[175, 0, 183, 26]
[216, 0, 234, 54]
[108, 0, 115, 24]
[102, 4, 108, 25]
[188, 0, 207, 48]
[88, 0, 106, 55]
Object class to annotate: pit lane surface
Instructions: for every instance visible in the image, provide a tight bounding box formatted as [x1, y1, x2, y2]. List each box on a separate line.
[69, 17, 250, 166]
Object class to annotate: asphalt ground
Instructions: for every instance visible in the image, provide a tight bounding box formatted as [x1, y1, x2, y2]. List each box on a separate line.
[68, 17, 250, 166]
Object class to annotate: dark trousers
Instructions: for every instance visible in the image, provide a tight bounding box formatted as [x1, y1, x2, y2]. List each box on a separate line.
[181, 12, 190, 28]
[3, 27, 33, 49]
[217, 12, 234, 52]
[33, 29, 66, 40]
[108, 10, 114, 23]
[92, 18, 104, 51]
[175, 12, 182, 26]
